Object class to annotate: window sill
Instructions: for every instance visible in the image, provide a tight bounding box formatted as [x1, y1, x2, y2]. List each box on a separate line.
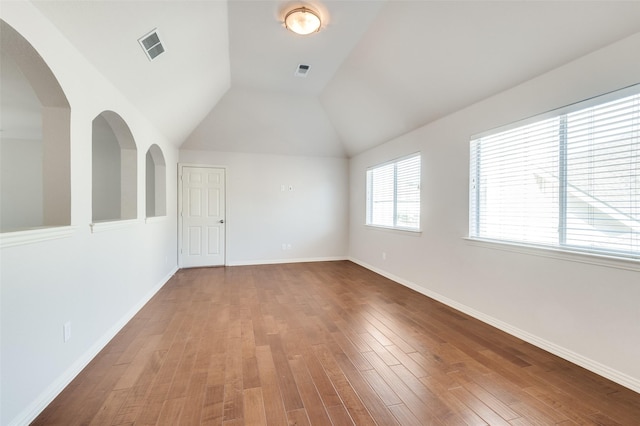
[90, 219, 140, 233]
[145, 216, 167, 224]
[464, 237, 640, 272]
[365, 224, 422, 236]
[0, 226, 76, 249]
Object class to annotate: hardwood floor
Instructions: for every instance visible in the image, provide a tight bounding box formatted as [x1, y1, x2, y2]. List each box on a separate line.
[33, 261, 640, 425]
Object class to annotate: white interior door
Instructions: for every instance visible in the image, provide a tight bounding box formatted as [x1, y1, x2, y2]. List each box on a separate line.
[179, 166, 225, 267]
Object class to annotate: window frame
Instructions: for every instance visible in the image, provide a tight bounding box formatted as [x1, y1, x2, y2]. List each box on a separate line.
[366, 152, 421, 232]
[469, 84, 640, 264]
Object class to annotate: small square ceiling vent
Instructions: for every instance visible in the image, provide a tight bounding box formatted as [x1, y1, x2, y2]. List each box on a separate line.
[294, 64, 311, 77]
[138, 29, 165, 61]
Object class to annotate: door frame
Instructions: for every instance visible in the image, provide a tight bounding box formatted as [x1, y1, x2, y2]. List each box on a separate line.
[177, 163, 228, 268]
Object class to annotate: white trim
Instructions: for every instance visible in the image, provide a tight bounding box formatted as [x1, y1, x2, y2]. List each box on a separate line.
[144, 216, 167, 224]
[90, 219, 140, 233]
[0, 226, 76, 249]
[8, 267, 179, 426]
[178, 162, 229, 169]
[348, 256, 640, 395]
[226, 256, 347, 267]
[364, 224, 422, 235]
[465, 237, 640, 272]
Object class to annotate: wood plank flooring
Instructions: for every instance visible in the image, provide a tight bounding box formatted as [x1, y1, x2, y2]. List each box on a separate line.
[33, 261, 640, 425]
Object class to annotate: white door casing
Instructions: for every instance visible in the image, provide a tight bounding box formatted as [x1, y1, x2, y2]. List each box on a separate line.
[179, 166, 225, 267]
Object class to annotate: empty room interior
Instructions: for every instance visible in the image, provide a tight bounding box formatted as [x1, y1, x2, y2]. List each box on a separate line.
[1, 1, 640, 425]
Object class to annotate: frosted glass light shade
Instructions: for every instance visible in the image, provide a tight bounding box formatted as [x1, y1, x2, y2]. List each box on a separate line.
[285, 7, 321, 35]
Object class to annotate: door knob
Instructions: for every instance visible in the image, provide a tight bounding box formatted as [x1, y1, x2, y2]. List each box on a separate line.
[219, 220, 225, 224]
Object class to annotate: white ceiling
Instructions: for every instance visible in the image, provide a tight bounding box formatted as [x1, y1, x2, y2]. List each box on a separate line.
[227, 0, 385, 96]
[21, 1, 640, 157]
[321, 0, 640, 155]
[31, 0, 231, 146]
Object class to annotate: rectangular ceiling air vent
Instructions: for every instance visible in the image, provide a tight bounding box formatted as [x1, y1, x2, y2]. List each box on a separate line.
[294, 64, 311, 77]
[138, 29, 165, 61]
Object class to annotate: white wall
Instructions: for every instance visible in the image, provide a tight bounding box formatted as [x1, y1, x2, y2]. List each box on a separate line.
[0, 138, 43, 230]
[179, 150, 349, 265]
[0, 3, 178, 425]
[146, 151, 156, 217]
[0, 48, 43, 230]
[349, 32, 640, 393]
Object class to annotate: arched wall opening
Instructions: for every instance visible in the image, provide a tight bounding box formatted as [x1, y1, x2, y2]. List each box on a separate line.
[92, 110, 137, 222]
[0, 20, 71, 232]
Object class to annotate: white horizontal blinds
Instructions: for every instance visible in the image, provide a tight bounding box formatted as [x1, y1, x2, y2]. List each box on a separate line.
[366, 154, 421, 230]
[471, 118, 560, 245]
[470, 87, 640, 259]
[565, 93, 640, 255]
[395, 155, 421, 229]
[367, 163, 394, 227]
[469, 142, 480, 235]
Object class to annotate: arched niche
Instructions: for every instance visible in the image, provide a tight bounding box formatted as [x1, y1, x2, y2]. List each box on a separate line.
[92, 111, 137, 222]
[145, 144, 167, 217]
[0, 19, 71, 232]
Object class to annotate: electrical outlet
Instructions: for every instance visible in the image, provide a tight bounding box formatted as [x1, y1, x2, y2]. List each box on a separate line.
[382, 252, 387, 260]
[282, 243, 287, 250]
[63, 321, 71, 342]
[287, 243, 292, 250]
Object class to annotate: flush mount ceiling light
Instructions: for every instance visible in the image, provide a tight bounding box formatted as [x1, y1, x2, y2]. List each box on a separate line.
[284, 7, 321, 35]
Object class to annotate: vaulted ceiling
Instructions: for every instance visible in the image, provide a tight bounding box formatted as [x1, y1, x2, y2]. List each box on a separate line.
[30, 0, 640, 158]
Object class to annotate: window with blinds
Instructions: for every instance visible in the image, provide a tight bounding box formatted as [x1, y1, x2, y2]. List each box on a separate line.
[366, 154, 421, 230]
[470, 86, 640, 260]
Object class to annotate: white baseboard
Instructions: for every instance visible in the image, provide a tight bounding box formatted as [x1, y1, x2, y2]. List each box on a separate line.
[226, 256, 347, 267]
[348, 257, 640, 395]
[9, 266, 178, 426]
